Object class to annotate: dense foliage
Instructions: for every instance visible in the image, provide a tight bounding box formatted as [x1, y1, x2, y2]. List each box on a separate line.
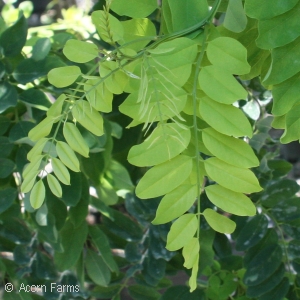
[1, 0, 300, 299]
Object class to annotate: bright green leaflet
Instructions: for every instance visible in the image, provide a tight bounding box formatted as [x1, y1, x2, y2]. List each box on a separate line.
[128, 123, 191, 167]
[48, 66, 81, 88]
[47, 174, 62, 198]
[166, 214, 198, 251]
[56, 141, 80, 172]
[202, 127, 259, 168]
[199, 65, 248, 104]
[223, 0, 247, 33]
[203, 208, 236, 234]
[110, 0, 158, 18]
[245, 0, 298, 20]
[135, 155, 193, 199]
[182, 238, 200, 269]
[30, 180, 45, 209]
[152, 183, 197, 225]
[63, 40, 99, 63]
[199, 96, 253, 137]
[204, 157, 262, 193]
[205, 184, 256, 216]
[206, 37, 250, 75]
[51, 157, 70, 185]
[28, 117, 54, 142]
[280, 104, 300, 144]
[256, 2, 300, 50]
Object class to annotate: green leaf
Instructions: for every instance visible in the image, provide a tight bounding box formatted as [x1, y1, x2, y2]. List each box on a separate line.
[56, 141, 80, 172]
[27, 138, 48, 162]
[199, 66, 247, 104]
[207, 37, 250, 75]
[0, 188, 17, 214]
[166, 213, 198, 251]
[245, 0, 298, 20]
[257, 277, 289, 300]
[256, 2, 300, 49]
[223, 0, 247, 33]
[0, 14, 27, 57]
[120, 18, 156, 51]
[106, 160, 133, 190]
[152, 183, 197, 225]
[63, 39, 98, 63]
[243, 244, 283, 286]
[28, 117, 54, 142]
[236, 214, 269, 251]
[128, 284, 161, 300]
[136, 155, 193, 199]
[128, 123, 191, 166]
[84, 79, 113, 113]
[189, 256, 199, 292]
[47, 174, 62, 198]
[92, 10, 123, 43]
[72, 100, 104, 136]
[263, 36, 300, 85]
[48, 66, 81, 88]
[165, 0, 208, 33]
[85, 249, 111, 286]
[182, 238, 200, 269]
[51, 157, 70, 185]
[63, 122, 89, 158]
[204, 157, 262, 193]
[54, 220, 88, 271]
[30, 180, 45, 209]
[60, 171, 82, 206]
[280, 103, 300, 143]
[205, 185, 256, 216]
[0, 158, 15, 178]
[47, 94, 66, 117]
[272, 73, 300, 116]
[32, 38, 51, 61]
[110, 0, 158, 18]
[89, 226, 119, 273]
[202, 127, 259, 168]
[0, 82, 18, 113]
[203, 208, 236, 234]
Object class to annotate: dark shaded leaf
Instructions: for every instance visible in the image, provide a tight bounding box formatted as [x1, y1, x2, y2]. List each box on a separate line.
[60, 171, 82, 206]
[128, 284, 160, 300]
[243, 244, 283, 286]
[19, 89, 51, 111]
[0, 82, 18, 113]
[236, 214, 269, 251]
[9, 121, 35, 143]
[0, 187, 17, 214]
[161, 286, 205, 300]
[0, 14, 27, 57]
[258, 277, 289, 300]
[0, 158, 15, 178]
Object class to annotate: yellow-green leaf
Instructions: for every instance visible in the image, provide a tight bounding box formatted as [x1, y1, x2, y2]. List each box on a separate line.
[207, 37, 250, 75]
[202, 127, 259, 168]
[28, 117, 54, 142]
[166, 214, 198, 251]
[189, 257, 199, 292]
[204, 157, 262, 193]
[51, 157, 70, 185]
[72, 100, 103, 136]
[63, 122, 89, 158]
[128, 123, 191, 167]
[56, 141, 80, 172]
[47, 174, 62, 198]
[199, 65, 247, 104]
[199, 96, 253, 137]
[136, 155, 193, 199]
[27, 138, 48, 161]
[23, 155, 43, 178]
[152, 183, 197, 225]
[63, 39, 98, 63]
[182, 238, 200, 269]
[47, 94, 66, 118]
[203, 208, 236, 234]
[48, 66, 81, 88]
[205, 185, 256, 216]
[21, 170, 38, 193]
[30, 180, 45, 209]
